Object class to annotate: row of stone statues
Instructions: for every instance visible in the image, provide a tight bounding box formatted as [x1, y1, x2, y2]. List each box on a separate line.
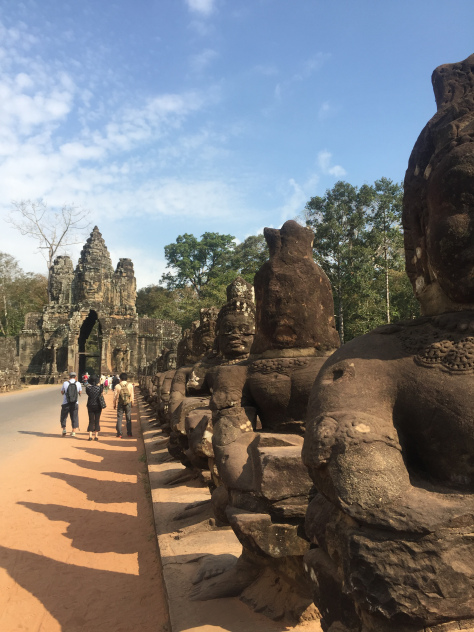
[139, 54, 474, 632]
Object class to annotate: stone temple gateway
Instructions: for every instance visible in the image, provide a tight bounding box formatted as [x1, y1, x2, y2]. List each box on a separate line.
[19, 226, 180, 382]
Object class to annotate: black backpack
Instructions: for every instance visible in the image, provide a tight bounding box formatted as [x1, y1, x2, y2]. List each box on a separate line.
[66, 380, 78, 404]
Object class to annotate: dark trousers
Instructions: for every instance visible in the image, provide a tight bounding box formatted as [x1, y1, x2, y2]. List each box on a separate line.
[60, 403, 79, 429]
[87, 408, 101, 432]
[116, 403, 131, 436]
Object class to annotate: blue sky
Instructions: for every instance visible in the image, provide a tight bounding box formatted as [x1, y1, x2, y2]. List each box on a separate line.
[0, 0, 473, 288]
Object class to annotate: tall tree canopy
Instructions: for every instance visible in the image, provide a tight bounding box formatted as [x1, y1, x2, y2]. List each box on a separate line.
[161, 232, 236, 297]
[304, 179, 418, 343]
[232, 234, 269, 281]
[0, 253, 48, 336]
[140, 232, 269, 329]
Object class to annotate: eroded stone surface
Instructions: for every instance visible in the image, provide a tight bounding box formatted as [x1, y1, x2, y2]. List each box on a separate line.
[166, 277, 256, 469]
[19, 227, 180, 382]
[303, 54, 474, 632]
[194, 220, 339, 622]
[0, 337, 20, 391]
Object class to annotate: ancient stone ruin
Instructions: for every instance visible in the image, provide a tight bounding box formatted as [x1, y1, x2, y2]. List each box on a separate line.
[18, 226, 181, 382]
[303, 53, 474, 632]
[137, 54, 474, 632]
[167, 279, 255, 472]
[190, 220, 340, 621]
[0, 337, 21, 391]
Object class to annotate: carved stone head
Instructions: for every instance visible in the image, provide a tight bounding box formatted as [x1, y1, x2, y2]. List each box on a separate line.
[251, 220, 339, 353]
[194, 307, 219, 357]
[216, 277, 256, 360]
[403, 53, 474, 314]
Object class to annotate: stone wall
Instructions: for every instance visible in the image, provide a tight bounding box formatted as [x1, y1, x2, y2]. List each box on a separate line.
[0, 337, 21, 391]
[19, 227, 181, 382]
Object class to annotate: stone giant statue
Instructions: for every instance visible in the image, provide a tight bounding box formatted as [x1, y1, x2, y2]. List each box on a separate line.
[192, 220, 340, 622]
[302, 54, 474, 632]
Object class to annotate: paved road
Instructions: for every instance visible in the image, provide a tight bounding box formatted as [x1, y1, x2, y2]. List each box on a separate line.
[0, 385, 82, 459]
[0, 385, 169, 632]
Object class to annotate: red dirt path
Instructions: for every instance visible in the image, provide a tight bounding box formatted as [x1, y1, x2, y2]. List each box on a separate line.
[0, 386, 170, 632]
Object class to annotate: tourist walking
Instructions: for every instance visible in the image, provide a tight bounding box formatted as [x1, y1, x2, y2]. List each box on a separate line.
[60, 372, 82, 437]
[112, 374, 120, 391]
[86, 375, 104, 441]
[103, 376, 109, 393]
[113, 373, 134, 438]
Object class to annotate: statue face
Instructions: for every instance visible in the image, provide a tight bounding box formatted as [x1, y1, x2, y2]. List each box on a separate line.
[426, 146, 474, 303]
[83, 276, 99, 300]
[218, 312, 255, 359]
[198, 326, 215, 355]
[166, 353, 177, 370]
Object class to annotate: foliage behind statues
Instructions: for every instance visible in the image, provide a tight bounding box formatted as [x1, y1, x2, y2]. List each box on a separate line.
[137, 233, 268, 329]
[304, 178, 419, 343]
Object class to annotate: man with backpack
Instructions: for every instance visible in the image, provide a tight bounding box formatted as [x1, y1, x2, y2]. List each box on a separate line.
[113, 372, 135, 438]
[60, 372, 82, 436]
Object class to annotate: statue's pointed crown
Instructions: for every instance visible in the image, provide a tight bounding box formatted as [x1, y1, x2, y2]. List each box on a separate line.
[78, 226, 113, 272]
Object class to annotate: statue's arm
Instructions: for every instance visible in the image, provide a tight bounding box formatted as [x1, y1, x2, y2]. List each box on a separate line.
[303, 342, 471, 533]
[169, 367, 191, 409]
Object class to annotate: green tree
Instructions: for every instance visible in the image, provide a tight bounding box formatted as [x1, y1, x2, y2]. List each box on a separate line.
[366, 178, 404, 323]
[304, 181, 374, 343]
[156, 231, 270, 328]
[136, 285, 200, 330]
[304, 179, 419, 343]
[0, 253, 48, 336]
[232, 234, 269, 282]
[161, 232, 236, 297]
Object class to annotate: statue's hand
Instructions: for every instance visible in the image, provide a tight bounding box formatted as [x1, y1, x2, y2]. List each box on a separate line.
[304, 410, 474, 534]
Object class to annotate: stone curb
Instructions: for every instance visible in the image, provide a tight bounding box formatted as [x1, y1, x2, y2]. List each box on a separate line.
[136, 391, 311, 632]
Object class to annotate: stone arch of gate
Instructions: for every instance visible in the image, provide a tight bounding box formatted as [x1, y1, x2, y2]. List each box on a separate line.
[77, 309, 103, 377]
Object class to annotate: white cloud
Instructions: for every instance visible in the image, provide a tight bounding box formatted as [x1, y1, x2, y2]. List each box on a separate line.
[318, 100, 340, 121]
[190, 48, 218, 73]
[273, 53, 331, 101]
[318, 150, 346, 177]
[0, 24, 217, 205]
[0, 16, 251, 288]
[185, 0, 216, 16]
[278, 177, 316, 222]
[274, 151, 345, 222]
[292, 53, 330, 82]
[253, 64, 278, 77]
[318, 101, 331, 120]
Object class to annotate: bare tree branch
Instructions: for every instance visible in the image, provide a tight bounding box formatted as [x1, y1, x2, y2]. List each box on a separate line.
[6, 199, 91, 300]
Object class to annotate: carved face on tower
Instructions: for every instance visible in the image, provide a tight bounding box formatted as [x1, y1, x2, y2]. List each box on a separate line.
[82, 276, 100, 301]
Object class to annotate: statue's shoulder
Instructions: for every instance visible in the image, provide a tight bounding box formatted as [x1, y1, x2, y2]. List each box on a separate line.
[323, 318, 432, 367]
[370, 316, 430, 336]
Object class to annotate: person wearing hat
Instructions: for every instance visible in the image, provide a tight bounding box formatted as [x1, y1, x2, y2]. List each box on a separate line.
[60, 372, 82, 437]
